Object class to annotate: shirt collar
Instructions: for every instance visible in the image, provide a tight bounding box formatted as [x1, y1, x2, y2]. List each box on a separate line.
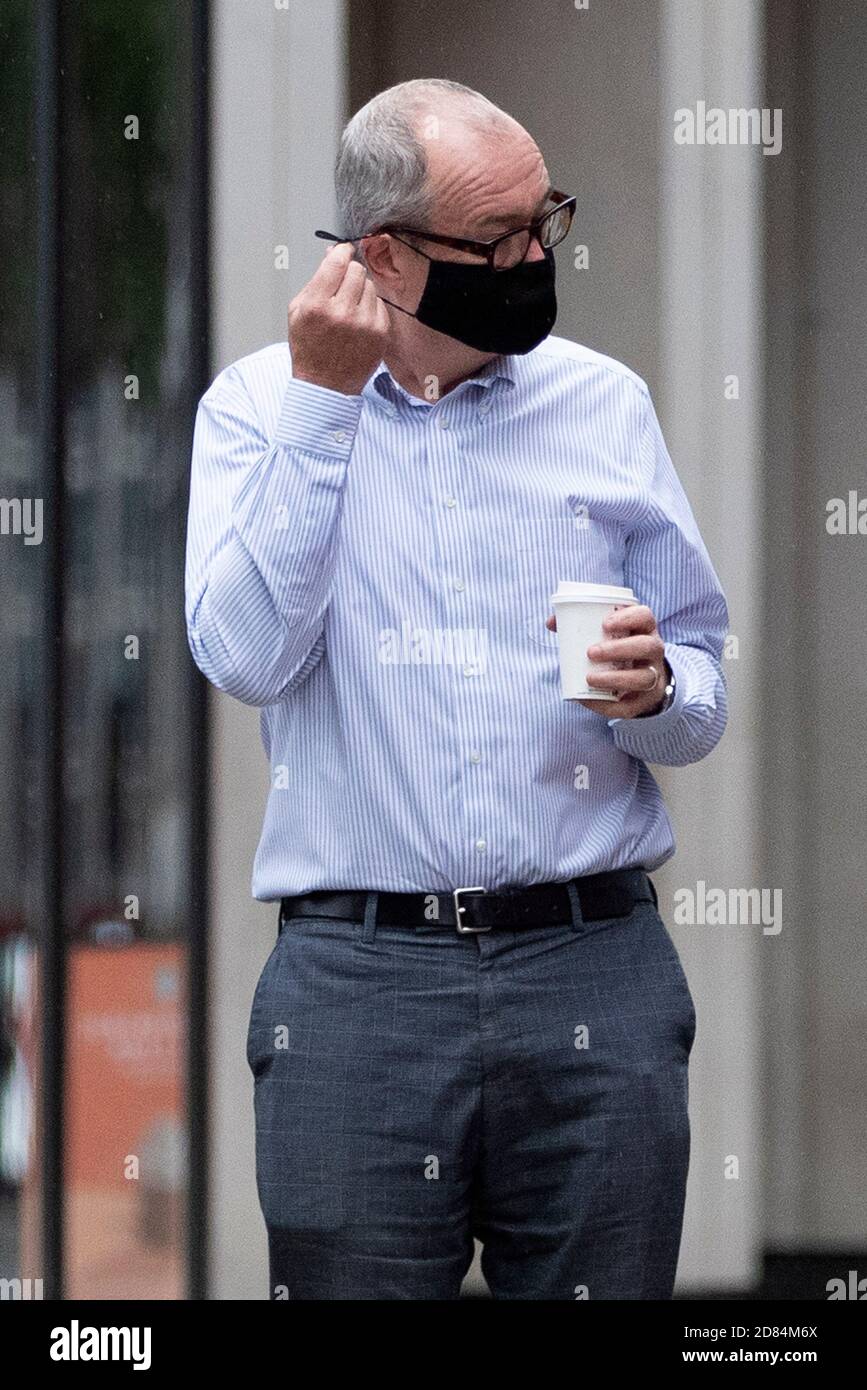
[362, 353, 521, 414]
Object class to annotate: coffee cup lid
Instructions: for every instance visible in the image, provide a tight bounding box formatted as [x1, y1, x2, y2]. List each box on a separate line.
[551, 581, 636, 603]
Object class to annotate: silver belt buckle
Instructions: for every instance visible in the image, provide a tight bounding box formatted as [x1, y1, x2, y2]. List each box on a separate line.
[453, 885, 489, 934]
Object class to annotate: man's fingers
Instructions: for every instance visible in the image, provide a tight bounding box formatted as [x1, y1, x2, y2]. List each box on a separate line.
[304, 240, 356, 297]
[587, 634, 662, 662]
[359, 275, 382, 319]
[602, 603, 655, 635]
[548, 607, 654, 638]
[585, 666, 658, 693]
[333, 258, 368, 308]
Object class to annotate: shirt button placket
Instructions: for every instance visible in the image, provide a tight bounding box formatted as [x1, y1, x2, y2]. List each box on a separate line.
[432, 399, 484, 884]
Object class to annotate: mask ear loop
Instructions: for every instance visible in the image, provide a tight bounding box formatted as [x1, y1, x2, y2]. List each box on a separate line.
[313, 229, 427, 316]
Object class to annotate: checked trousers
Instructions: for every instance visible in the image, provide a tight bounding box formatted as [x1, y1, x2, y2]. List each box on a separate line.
[245, 879, 697, 1300]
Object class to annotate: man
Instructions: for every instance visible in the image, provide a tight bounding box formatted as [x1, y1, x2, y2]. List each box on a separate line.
[185, 78, 728, 1300]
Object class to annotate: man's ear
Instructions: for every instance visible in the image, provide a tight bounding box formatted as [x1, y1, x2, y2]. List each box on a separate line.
[360, 232, 397, 281]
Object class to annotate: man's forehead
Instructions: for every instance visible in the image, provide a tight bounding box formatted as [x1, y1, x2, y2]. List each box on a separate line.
[476, 184, 553, 229]
[417, 115, 549, 229]
[421, 115, 541, 179]
[425, 157, 550, 227]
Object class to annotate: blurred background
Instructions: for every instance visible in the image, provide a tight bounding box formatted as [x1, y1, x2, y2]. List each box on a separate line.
[1, 0, 864, 1300]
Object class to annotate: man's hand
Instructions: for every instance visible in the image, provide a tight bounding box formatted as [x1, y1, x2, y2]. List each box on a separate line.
[288, 243, 390, 396]
[545, 603, 670, 718]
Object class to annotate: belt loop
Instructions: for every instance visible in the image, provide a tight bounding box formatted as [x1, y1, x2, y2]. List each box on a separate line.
[566, 879, 584, 933]
[362, 891, 379, 943]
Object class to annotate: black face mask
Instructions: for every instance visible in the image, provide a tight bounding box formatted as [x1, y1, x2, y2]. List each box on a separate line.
[315, 230, 557, 355]
[384, 240, 557, 355]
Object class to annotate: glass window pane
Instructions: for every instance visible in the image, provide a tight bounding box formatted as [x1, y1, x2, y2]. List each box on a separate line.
[58, 0, 202, 1301]
[0, 0, 206, 1301]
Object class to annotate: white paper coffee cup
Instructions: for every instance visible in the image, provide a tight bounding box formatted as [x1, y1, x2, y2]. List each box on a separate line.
[550, 581, 638, 701]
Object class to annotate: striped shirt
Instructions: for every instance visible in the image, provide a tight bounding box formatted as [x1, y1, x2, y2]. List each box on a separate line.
[185, 334, 728, 899]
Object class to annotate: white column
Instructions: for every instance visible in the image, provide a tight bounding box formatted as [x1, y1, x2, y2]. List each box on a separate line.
[657, 0, 764, 1290]
[207, 0, 347, 1299]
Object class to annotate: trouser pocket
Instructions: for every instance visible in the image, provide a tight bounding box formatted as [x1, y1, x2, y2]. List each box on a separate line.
[647, 904, 697, 1054]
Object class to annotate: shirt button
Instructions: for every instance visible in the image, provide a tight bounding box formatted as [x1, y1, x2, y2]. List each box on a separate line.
[462, 665, 474, 678]
[445, 497, 457, 508]
[437, 416, 450, 430]
[469, 750, 481, 763]
[475, 839, 487, 852]
[453, 579, 465, 592]
[331, 429, 347, 443]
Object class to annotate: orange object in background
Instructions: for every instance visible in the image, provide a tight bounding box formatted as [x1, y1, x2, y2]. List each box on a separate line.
[66, 942, 186, 1299]
[20, 942, 187, 1299]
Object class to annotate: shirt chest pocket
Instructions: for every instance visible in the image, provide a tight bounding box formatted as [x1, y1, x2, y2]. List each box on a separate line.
[498, 516, 627, 648]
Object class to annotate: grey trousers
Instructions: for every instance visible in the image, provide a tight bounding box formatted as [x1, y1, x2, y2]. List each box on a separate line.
[246, 882, 696, 1300]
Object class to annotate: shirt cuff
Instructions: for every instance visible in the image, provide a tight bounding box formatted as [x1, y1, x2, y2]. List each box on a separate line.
[274, 376, 364, 457]
[606, 641, 688, 740]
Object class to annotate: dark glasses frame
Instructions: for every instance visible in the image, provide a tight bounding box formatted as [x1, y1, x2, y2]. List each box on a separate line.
[316, 189, 576, 270]
[380, 189, 576, 268]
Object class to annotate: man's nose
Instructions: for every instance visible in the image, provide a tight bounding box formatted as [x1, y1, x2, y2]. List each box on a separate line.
[525, 234, 547, 263]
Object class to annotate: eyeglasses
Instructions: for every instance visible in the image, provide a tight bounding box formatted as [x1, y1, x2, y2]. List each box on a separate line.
[381, 189, 576, 270]
[315, 189, 576, 271]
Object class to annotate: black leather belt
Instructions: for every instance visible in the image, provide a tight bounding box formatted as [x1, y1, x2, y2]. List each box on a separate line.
[280, 867, 657, 935]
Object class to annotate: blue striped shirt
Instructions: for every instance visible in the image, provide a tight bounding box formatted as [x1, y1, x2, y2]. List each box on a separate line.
[185, 334, 728, 899]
